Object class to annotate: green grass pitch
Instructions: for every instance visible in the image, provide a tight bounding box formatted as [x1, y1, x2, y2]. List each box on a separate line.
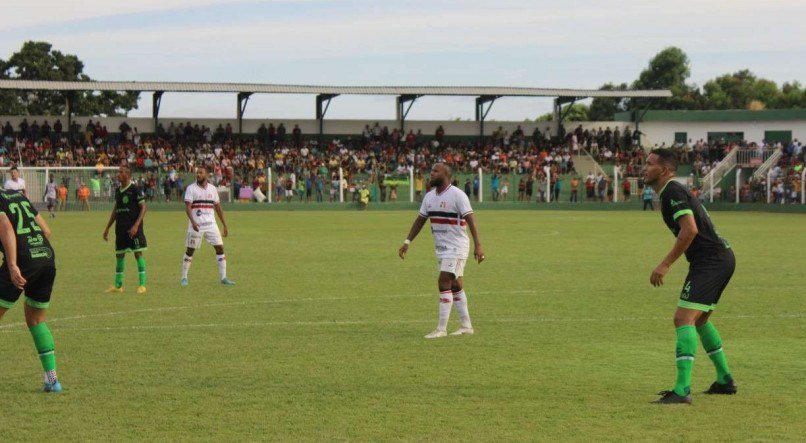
[0, 209, 804, 441]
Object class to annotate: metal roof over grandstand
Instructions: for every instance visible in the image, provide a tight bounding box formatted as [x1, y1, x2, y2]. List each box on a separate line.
[0, 80, 671, 98]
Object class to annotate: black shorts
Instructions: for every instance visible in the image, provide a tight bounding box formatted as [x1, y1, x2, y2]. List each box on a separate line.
[116, 228, 148, 254]
[0, 265, 56, 310]
[678, 248, 735, 312]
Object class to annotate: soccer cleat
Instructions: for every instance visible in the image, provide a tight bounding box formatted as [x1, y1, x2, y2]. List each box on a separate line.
[221, 278, 236, 286]
[704, 377, 737, 395]
[105, 286, 124, 293]
[424, 329, 448, 339]
[449, 327, 475, 336]
[43, 381, 62, 393]
[652, 390, 692, 405]
[137, 286, 147, 294]
[180, 278, 188, 287]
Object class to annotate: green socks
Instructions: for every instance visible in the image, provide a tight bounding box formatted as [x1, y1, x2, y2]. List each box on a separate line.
[697, 322, 732, 384]
[115, 256, 125, 288]
[29, 322, 58, 383]
[137, 256, 147, 286]
[674, 325, 697, 396]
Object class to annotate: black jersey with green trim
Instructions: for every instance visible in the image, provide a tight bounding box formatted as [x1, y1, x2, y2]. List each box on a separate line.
[659, 180, 729, 262]
[0, 190, 55, 269]
[115, 183, 145, 232]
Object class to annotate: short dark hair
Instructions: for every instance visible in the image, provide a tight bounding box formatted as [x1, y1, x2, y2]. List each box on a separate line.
[650, 148, 678, 172]
[10, 165, 18, 171]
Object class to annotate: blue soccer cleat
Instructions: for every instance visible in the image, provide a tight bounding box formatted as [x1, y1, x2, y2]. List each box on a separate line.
[43, 381, 62, 393]
[221, 278, 236, 286]
[180, 278, 188, 287]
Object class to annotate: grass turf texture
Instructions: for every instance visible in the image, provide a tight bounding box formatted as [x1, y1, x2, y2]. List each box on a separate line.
[0, 210, 803, 441]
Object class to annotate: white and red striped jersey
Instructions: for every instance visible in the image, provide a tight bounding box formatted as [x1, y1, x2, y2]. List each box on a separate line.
[184, 181, 220, 230]
[418, 185, 473, 259]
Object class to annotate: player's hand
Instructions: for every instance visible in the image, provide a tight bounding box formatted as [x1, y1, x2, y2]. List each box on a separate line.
[102, 229, 109, 241]
[191, 222, 200, 232]
[128, 225, 138, 238]
[398, 243, 409, 260]
[8, 264, 26, 290]
[222, 226, 229, 238]
[650, 263, 669, 287]
[474, 245, 486, 263]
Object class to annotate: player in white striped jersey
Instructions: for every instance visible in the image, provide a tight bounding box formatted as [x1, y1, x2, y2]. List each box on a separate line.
[180, 165, 235, 286]
[399, 163, 485, 339]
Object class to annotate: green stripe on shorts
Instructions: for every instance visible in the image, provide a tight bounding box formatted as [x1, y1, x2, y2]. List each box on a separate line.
[678, 300, 715, 312]
[25, 297, 49, 309]
[0, 298, 16, 309]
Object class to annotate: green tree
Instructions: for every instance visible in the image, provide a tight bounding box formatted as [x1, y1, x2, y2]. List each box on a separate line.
[0, 41, 139, 116]
[536, 103, 589, 122]
[702, 70, 783, 110]
[588, 83, 628, 121]
[631, 47, 699, 110]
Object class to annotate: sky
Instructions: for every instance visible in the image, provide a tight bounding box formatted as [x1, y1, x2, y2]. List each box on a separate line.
[1, 0, 804, 121]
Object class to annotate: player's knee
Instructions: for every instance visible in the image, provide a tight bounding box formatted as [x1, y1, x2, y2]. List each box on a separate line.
[185, 248, 196, 257]
[214, 246, 224, 255]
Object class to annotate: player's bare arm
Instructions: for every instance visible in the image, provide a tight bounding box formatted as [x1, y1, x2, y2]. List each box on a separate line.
[651, 213, 698, 287]
[464, 212, 485, 263]
[399, 215, 427, 259]
[185, 200, 200, 232]
[34, 214, 52, 239]
[0, 214, 26, 289]
[102, 201, 117, 241]
[214, 203, 228, 237]
[129, 201, 147, 238]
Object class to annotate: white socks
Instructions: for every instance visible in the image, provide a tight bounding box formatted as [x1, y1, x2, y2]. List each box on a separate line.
[452, 290, 472, 328]
[437, 290, 453, 331]
[181, 254, 192, 279]
[216, 254, 227, 280]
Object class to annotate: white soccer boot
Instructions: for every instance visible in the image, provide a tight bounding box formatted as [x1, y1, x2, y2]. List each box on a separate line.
[424, 329, 448, 339]
[449, 327, 475, 336]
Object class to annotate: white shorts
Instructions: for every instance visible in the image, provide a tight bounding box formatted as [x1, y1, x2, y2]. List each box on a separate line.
[186, 226, 223, 248]
[285, 190, 294, 197]
[438, 258, 466, 277]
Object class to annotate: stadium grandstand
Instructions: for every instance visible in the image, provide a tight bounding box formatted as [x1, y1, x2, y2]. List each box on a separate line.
[0, 80, 803, 209]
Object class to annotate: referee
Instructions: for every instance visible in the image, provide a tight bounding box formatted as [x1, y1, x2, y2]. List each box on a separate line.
[643, 148, 737, 405]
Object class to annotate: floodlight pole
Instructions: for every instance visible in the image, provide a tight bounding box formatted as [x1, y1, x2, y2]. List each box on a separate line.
[735, 168, 741, 204]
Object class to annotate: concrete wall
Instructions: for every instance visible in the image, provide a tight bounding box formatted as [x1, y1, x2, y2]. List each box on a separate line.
[2, 115, 802, 144]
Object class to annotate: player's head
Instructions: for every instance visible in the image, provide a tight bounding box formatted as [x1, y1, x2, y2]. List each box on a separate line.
[10, 165, 18, 179]
[117, 165, 131, 183]
[196, 165, 209, 184]
[644, 148, 678, 186]
[429, 163, 451, 188]
[49, 173, 54, 182]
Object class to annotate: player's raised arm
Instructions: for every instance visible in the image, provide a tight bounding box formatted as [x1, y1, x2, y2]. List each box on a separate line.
[0, 213, 25, 289]
[463, 212, 485, 263]
[399, 214, 427, 260]
[102, 201, 117, 241]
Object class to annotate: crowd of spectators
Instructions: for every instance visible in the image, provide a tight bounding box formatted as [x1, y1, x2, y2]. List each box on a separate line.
[1, 117, 802, 205]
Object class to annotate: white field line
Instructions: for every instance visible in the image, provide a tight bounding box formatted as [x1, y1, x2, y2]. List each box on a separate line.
[0, 289, 537, 330]
[0, 313, 802, 334]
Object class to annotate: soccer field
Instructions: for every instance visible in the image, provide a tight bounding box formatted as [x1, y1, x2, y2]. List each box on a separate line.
[1, 209, 803, 441]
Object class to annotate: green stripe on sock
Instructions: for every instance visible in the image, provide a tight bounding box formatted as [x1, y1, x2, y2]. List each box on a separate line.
[674, 325, 697, 396]
[136, 256, 147, 286]
[29, 323, 57, 373]
[697, 322, 732, 384]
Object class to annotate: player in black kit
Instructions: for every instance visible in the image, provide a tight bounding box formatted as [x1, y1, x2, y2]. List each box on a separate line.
[103, 166, 148, 294]
[644, 148, 737, 405]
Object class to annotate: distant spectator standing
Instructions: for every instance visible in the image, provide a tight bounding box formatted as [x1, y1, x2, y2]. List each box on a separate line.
[642, 185, 655, 210]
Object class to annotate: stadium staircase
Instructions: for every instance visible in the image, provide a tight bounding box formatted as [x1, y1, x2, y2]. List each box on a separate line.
[573, 149, 607, 178]
[700, 147, 739, 200]
[751, 146, 784, 180]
